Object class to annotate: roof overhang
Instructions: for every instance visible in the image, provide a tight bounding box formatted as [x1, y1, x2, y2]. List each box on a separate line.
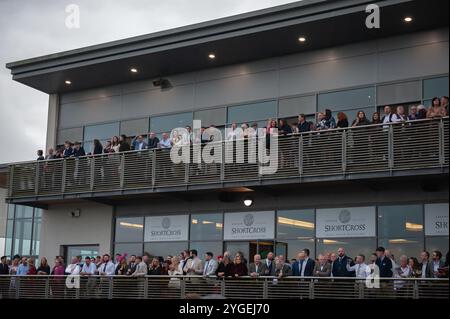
[6, 0, 449, 94]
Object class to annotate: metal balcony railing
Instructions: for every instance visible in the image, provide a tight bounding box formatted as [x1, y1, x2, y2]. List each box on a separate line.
[0, 275, 447, 299]
[7, 117, 449, 200]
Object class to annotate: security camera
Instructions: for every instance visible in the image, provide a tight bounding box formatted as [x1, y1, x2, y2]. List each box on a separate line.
[152, 78, 172, 89]
[70, 209, 81, 218]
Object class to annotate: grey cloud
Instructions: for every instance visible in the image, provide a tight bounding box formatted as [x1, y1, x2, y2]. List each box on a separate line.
[0, 0, 298, 164]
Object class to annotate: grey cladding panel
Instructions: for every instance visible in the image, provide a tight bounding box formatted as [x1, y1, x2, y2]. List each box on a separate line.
[195, 71, 279, 108]
[57, 127, 84, 145]
[279, 54, 377, 97]
[194, 108, 226, 127]
[59, 96, 122, 128]
[120, 118, 149, 136]
[278, 95, 316, 117]
[378, 42, 449, 83]
[377, 81, 422, 105]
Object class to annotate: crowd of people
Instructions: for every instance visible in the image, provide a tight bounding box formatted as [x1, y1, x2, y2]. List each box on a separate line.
[0, 246, 448, 298]
[36, 98, 448, 160]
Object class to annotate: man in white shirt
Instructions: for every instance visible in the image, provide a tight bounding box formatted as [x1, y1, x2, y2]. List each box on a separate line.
[226, 123, 239, 141]
[80, 256, 97, 297]
[159, 133, 172, 149]
[346, 254, 370, 278]
[65, 257, 81, 275]
[80, 256, 97, 275]
[202, 252, 218, 276]
[98, 254, 115, 276]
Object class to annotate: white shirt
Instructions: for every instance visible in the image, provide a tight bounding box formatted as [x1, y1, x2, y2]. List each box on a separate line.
[65, 264, 80, 275]
[421, 262, 428, 278]
[160, 138, 172, 149]
[346, 263, 370, 278]
[300, 258, 309, 276]
[81, 263, 97, 275]
[226, 129, 238, 141]
[98, 261, 116, 276]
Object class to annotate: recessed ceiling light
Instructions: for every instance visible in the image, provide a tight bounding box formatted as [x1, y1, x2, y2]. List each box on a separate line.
[130, 68, 138, 73]
[404, 17, 413, 22]
[64, 80, 72, 85]
[243, 197, 253, 207]
[299, 36, 307, 43]
[208, 53, 216, 59]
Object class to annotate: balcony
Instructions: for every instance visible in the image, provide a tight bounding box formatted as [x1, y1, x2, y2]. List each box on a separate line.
[0, 275, 448, 299]
[6, 117, 449, 205]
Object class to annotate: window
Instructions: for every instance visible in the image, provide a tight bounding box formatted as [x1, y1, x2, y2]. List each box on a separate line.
[150, 112, 193, 135]
[227, 101, 277, 124]
[115, 217, 144, 242]
[318, 87, 375, 112]
[83, 122, 119, 153]
[144, 242, 188, 258]
[277, 209, 315, 239]
[57, 127, 84, 147]
[276, 239, 315, 261]
[190, 214, 223, 241]
[316, 238, 377, 261]
[114, 243, 143, 257]
[120, 118, 149, 137]
[5, 205, 42, 258]
[378, 205, 424, 260]
[425, 237, 449, 257]
[66, 245, 99, 261]
[423, 76, 449, 100]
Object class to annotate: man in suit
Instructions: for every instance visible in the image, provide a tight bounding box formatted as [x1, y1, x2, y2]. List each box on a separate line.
[332, 247, 355, 277]
[131, 256, 148, 277]
[202, 252, 218, 276]
[131, 135, 148, 151]
[375, 246, 393, 278]
[297, 114, 311, 133]
[248, 254, 265, 277]
[431, 250, 445, 278]
[292, 250, 315, 277]
[274, 255, 292, 278]
[183, 250, 203, 275]
[313, 254, 331, 277]
[420, 250, 434, 278]
[260, 252, 275, 276]
[62, 141, 74, 158]
[0, 256, 9, 298]
[73, 141, 86, 157]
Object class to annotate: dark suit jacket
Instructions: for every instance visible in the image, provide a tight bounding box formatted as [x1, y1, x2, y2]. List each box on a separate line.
[275, 263, 292, 277]
[298, 121, 311, 133]
[260, 259, 275, 276]
[0, 263, 9, 275]
[376, 257, 393, 278]
[313, 262, 332, 277]
[248, 262, 265, 276]
[292, 258, 315, 277]
[73, 147, 86, 157]
[63, 147, 74, 158]
[420, 261, 434, 278]
[332, 256, 355, 277]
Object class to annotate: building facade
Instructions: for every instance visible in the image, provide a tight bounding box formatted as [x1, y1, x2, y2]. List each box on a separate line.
[2, 0, 449, 264]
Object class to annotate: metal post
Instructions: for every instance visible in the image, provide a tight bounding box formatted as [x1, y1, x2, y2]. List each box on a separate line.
[152, 150, 156, 188]
[220, 141, 225, 182]
[220, 279, 226, 298]
[180, 277, 186, 298]
[35, 162, 40, 195]
[45, 277, 50, 299]
[8, 165, 14, 197]
[120, 154, 125, 189]
[309, 279, 314, 299]
[143, 277, 148, 299]
[341, 130, 347, 174]
[263, 279, 268, 299]
[15, 276, 20, 299]
[388, 125, 394, 170]
[61, 160, 66, 193]
[358, 280, 364, 299]
[185, 149, 190, 184]
[298, 135, 303, 177]
[90, 157, 95, 191]
[413, 280, 419, 299]
[108, 277, 113, 299]
[439, 120, 445, 167]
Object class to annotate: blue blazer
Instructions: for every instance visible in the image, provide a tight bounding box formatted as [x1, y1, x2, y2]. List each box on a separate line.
[292, 258, 315, 277]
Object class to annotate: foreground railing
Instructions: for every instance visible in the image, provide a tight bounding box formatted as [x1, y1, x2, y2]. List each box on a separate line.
[0, 275, 447, 299]
[7, 117, 449, 199]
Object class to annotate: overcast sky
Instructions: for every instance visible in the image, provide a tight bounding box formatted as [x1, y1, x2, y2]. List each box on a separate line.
[0, 0, 299, 164]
